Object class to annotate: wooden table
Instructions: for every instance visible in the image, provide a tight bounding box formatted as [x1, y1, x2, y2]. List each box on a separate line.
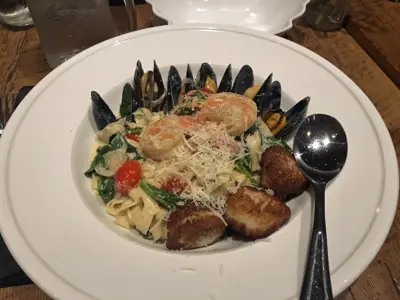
[1, 3, 400, 300]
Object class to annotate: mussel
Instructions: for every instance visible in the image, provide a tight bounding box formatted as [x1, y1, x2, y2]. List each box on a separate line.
[249, 73, 273, 109]
[91, 91, 116, 130]
[274, 97, 310, 140]
[217, 64, 232, 93]
[232, 65, 254, 95]
[164, 66, 182, 114]
[195, 62, 217, 93]
[91, 61, 310, 141]
[182, 64, 196, 94]
[133, 60, 165, 111]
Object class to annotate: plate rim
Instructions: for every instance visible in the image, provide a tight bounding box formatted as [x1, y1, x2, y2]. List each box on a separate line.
[0, 24, 398, 300]
[144, 0, 311, 34]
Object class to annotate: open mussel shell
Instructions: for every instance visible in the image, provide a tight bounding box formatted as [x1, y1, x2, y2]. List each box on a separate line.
[91, 91, 117, 130]
[232, 65, 254, 95]
[142, 70, 154, 109]
[196, 62, 217, 92]
[259, 81, 281, 117]
[182, 64, 196, 95]
[253, 73, 273, 110]
[133, 60, 144, 108]
[120, 83, 137, 122]
[150, 60, 167, 111]
[133, 60, 167, 112]
[217, 64, 232, 93]
[275, 96, 311, 140]
[186, 64, 194, 80]
[164, 65, 182, 113]
[153, 60, 165, 100]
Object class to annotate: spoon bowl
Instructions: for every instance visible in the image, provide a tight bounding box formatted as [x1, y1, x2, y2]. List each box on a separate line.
[293, 113, 348, 300]
[294, 114, 348, 183]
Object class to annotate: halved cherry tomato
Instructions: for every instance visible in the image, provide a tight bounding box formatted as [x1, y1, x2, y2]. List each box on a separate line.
[125, 133, 140, 142]
[114, 160, 142, 195]
[161, 177, 187, 195]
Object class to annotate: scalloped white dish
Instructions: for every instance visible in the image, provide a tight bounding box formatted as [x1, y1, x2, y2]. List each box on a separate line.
[0, 24, 398, 300]
[146, 0, 311, 34]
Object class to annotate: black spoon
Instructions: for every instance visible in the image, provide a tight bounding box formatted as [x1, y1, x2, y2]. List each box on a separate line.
[293, 114, 348, 300]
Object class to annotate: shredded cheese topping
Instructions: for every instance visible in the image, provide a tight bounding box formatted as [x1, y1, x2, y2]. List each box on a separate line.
[142, 122, 246, 215]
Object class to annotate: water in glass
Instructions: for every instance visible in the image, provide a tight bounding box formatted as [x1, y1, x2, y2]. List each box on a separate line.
[27, 0, 134, 69]
[0, 0, 33, 27]
[305, 0, 350, 31]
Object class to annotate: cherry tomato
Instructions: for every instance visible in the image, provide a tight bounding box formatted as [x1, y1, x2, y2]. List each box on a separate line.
[161, 177, 187, 195]
[114, 160, 142, 195]
[125, 133, 140, 142]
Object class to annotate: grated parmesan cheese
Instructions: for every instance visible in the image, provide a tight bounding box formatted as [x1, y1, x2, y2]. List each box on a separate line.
[142, 122, 246, 215]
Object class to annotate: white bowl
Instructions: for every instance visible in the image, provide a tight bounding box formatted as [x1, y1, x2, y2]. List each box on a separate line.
[0, 24, 398, 300]
[146, 0, 311, 34]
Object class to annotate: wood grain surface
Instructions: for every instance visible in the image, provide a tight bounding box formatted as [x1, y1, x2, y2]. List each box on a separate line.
[1, 3, 400, 300]
[346, 0, 400, 88]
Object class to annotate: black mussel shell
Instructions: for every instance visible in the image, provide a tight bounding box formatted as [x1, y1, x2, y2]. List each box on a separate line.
[254, 73, 273, 111]
[186, 64, 194, 80]
[164, 65, 182, 114]
[153, 60, 165, 100]
[133, 60, 144, 108]
[217, 64, 232, 93]
[183, 64, 196, 94]
[259, 81, 281, 117]
[232, 65, 254, 95]
[196, 62, 217, 90]
[143, 70, 154, 110]
[275, 96, 310, 140]
[120, 83, 137, 122]
[91, 91, 116, 130]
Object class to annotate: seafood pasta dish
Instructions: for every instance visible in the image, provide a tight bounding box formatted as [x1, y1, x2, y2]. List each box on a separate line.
[85, 61, 310, 250]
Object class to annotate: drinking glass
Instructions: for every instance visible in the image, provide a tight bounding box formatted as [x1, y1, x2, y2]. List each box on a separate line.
[305, 0, 350, 31]
[0, 0, 33, 27]
[27, 0, 136, 69]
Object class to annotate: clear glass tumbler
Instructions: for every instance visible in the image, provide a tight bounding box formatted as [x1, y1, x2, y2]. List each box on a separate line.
[304, 0, 350, 31]
[0, 0, 33, 27]
[27, 0, 136, 69]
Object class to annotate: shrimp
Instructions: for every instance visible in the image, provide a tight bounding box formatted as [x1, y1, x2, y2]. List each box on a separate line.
[139, 115, 199, 160]
[197, 92, 257, 136]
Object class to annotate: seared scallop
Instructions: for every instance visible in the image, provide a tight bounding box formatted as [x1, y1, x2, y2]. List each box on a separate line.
[166, 203, 226, 250]
[224, 186, 291, 239]
[260, 146, 308, 198]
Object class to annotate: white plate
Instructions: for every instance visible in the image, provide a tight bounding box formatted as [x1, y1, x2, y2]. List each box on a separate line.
[146, 0, 310, 34]
[0, 24, 398, 300]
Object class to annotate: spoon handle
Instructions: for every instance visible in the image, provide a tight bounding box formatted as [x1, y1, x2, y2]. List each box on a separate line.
[300, 183, 333, 300]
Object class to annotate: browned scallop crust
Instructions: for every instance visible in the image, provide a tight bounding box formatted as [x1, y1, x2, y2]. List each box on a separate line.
[166, 204, 226, 250]
[260, 146, 308, 198]
[224, 186, 291, 239]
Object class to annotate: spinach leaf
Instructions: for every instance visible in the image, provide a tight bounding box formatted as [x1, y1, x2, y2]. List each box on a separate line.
[140, 181, 186, 210]
[234, 147, 259, 186]
[97, 144, 112, 155]
[260, 135, 293, 154]
[84, 153, 106, 178]
[110, 133, 137, 153]
[175, 106, 197, 116]
[98, 176, 115, 203]
[120, 83, 134, 118]
[192, 90, 206, 100]
[110, 133, 126, 149]
[244, 122, 258, 135]
[123, 127, 142, 135]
